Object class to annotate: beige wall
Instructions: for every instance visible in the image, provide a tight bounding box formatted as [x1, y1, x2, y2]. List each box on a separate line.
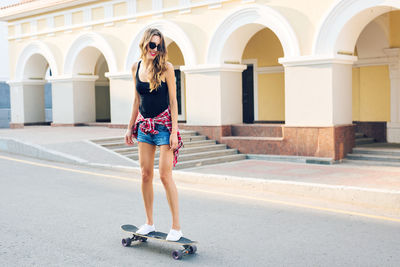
[4, 0, 400, 129]
[163, 0, 180, 9]
[114, 2, 127, 17]
[352, 65, 390, 122]
[137, 0, 152, 13]
[92, 7, 104, 21]
[258, 73, 285, 121]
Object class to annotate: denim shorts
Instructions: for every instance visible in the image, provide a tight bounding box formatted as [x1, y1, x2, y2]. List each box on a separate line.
[137, 123, 170, 146]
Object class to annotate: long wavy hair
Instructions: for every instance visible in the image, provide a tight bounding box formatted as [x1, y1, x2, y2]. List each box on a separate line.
[139, 28, 168, 92]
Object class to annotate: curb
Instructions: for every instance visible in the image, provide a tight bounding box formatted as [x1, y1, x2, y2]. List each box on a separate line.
[1, 137, 399, 217]
[0, 137, 88, 164]
[247, 154, 335, 165]
[171, 171, 400, 217]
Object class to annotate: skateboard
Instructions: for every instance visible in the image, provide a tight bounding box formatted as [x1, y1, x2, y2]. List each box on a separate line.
[121, 224, 198, 260]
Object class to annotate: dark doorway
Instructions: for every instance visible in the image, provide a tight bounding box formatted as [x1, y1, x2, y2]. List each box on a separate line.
[174, 69, 182, 115]
[242, 64, 254, 123]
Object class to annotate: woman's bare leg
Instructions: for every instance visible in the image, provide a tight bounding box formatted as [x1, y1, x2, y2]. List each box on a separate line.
[158, 145, 180, 230]
[138, 142, 156, 225]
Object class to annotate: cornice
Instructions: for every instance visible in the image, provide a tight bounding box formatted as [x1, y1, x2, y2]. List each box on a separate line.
[180, 64, 247, 74]
[0, 0, 98, 21]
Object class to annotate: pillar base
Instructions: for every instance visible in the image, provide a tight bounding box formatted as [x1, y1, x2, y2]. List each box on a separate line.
[9, 123, 24, 129]
[180, 124, 355, 160]
[388, 122, 400, 143]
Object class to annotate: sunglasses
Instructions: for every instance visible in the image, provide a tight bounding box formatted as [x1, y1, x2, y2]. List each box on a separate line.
[148, 42, 162, 51]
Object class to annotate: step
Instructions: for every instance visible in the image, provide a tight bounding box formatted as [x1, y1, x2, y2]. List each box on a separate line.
[114, 145, 139, 154]
[181, 135, 206, 142]
[180, 130, 198, 136]
[91, 136, 124, 144]
[221, 136, 283, 141]
[342, 159, 400, 168]
[172, 154, 247, 170]
[220, 136, 283, 154]
[101, 142, 128, 149]
[346, 153, 400, 163]
[355, 138, 375, 146]
[355, 132, 365, 138]
[91, 130, 198, 145]
[124, 144, 228, 159]
[182, 139, 217, 147]
[352, 147, 400, 157]
[153, 149, 238, 165]
[115, 140, 222, 156]
[98, 135, 207, 149]
[231, 124, 283, 137]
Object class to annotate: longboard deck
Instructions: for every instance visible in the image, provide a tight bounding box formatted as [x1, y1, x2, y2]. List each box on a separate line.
[121, 224, 197, 245]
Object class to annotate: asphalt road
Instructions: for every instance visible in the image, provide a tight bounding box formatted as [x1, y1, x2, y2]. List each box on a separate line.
[1, 152, 399, 266]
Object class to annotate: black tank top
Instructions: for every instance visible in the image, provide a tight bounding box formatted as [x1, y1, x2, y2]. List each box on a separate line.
[136, 61, 169, 118]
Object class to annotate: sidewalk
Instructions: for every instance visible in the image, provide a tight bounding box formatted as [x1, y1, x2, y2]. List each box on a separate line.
[1, 126, 400, 217]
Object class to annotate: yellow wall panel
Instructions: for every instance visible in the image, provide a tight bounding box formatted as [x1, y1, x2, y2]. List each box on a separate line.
[389, 10, 400, 48]
[21, 22, 30, 35]
[137, 0, 152, 13]
[359, 65, 390, 121]
[167, 42, 185, 65]
[92, 7, 104, 20]
[352, 67, 360, 121]
[258, 72, 285, 121]
[54, 15, 64, 28]
[8, 25, 14, 36]
[163, 0, 180, 9]
[242, 28, 284, 67]
[114, 2, 127, 17]
[72, 11, 83, 24]
[37, 19, 47, 31]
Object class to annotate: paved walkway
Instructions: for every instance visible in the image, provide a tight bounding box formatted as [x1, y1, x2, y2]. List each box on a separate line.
[1, 126, 400, 217]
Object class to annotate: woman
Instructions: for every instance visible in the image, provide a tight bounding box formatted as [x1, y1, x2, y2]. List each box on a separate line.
[124, 28, 183, 241]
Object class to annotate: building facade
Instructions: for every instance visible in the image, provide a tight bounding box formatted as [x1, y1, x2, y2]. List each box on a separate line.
[1, 0, 400, 160]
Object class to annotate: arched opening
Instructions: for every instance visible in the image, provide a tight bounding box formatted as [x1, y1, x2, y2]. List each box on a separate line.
[94, 54, 110, 123]
[71, 46, 110, 124]
[22, 53, 53, 125]
[352, 12, 394, 143]
[242, 27, 285, 124]
[314, 1, 400, 144]
[205, 5, 299, 126]
[0, 82, 10, 128]
[167, 40, 186, 121]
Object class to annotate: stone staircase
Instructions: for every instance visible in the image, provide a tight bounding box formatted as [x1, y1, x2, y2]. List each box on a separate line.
[345, 132, 400, 167]
[354, 132, 375, 146]
[220, 124, 283, 154]
[90, 130, 246, 169]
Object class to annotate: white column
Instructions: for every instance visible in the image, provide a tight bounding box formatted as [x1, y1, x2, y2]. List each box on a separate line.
[48, 75, 98, 124]
[384, 48, 400, 143]
[181, 64, 247, 125]
[7, 80, 46, 125]
[105, 72, 134, 125]
[279, 55, 357, 126]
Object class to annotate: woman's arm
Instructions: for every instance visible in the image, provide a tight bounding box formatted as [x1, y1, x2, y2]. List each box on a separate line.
[165, 62, 179, 150]
[125, 62, 140, 146]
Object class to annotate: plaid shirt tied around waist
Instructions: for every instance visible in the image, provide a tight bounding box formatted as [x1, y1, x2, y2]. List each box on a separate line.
[132, 107, 183, 167]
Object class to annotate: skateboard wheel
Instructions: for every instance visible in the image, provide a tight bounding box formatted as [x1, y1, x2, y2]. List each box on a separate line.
[188, 245, 197, 254]
[122, 238, 132, 247]
[172, 250, 183, 260]
[140, 237, 147, 242]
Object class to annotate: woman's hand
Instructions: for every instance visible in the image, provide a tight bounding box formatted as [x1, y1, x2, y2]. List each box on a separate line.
[125, 129, 134, 146]
[170, 132, 178, 151]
